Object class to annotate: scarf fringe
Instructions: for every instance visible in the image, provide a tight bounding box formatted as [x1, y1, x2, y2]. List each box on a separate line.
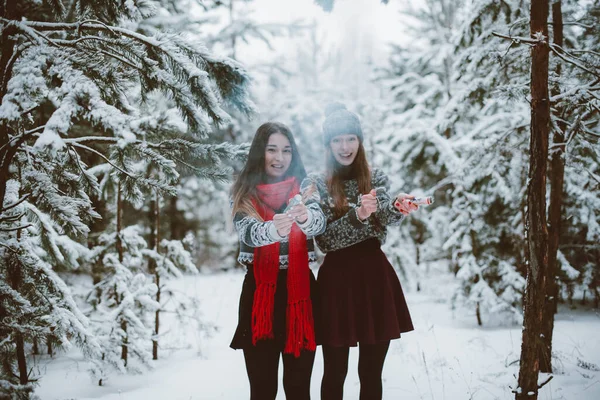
[284, 300, 317, 357]
[251, 282, 277, 344]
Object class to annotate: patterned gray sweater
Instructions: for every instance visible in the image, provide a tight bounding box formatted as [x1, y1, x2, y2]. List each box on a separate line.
[304, 169, 405, 253]
[234, 198, 326, 268]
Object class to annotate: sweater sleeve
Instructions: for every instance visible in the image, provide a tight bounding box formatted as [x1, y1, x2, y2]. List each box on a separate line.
[233, 212, 286, 248]
[372, 169, 405, 227]
[304, 173, 370, 253]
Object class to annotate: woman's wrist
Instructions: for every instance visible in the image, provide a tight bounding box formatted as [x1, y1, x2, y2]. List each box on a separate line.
[355, 206, 368, 222]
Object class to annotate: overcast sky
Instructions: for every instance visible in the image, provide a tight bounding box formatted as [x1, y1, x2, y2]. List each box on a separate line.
[235, 0, 410, 67]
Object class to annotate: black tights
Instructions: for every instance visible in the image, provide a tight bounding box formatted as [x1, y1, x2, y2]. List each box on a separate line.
[243, 342, 315, 400]
[321, 341, 390, 400]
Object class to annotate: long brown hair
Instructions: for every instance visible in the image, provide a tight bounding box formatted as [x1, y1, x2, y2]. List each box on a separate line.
[231, 122, 307, 220]
[326, 140, 372, 218]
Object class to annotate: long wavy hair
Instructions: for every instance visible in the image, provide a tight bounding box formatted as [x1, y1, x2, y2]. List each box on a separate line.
[231, 122, 307, 220]
[326, 139, 372, 218]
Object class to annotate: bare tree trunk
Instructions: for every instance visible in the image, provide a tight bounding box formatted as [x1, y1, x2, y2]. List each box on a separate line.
[416, 244, 421, 292]
[116, 183, 128, 365]
[476, 302, 482, 326]
[229, 0, 237, 60]
[540, 0, 566, 374]
[151, 190, 161, 360]
[7, 256, 27, 384]
[15, 334, 27, 385]
[169, 195, 178, 240]
[0, 0, 17, 213]
[116, 183, 124, 264]
[516, 1, 550, 399]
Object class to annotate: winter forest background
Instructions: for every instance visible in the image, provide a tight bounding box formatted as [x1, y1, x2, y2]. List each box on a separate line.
[0, 0, 598, 399]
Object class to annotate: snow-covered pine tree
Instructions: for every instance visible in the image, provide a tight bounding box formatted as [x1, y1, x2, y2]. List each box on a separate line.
[143, 237, 202, 357]
[87, 220, 159, 384]
[0, 0, 253, 394]
[0, 180, 101, 398]
[374, 0, 531, 323]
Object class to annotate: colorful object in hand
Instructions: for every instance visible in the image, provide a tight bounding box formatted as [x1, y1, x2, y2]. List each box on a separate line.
[409, 197, 434, 206]
[394, 196, 434, 210]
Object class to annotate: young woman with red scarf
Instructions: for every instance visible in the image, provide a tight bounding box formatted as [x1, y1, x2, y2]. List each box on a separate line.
[230, 122, 326, 400]
[305, 103, 419, 400]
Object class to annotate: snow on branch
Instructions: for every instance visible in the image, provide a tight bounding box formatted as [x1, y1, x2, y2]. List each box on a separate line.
[491, 32, 540, 45]
[0, 18, 254, 133]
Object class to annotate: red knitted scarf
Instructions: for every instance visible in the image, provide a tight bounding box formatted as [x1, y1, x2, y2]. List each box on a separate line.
[251, 177, 316, 357]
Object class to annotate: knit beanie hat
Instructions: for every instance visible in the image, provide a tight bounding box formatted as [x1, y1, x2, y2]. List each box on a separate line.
[322, 102, 363, 144]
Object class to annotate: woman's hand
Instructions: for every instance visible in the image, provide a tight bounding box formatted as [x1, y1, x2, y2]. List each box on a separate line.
[394, 193, 419, 216]
[273, 213, 295, 237]
[286, 202, 309, 224]
[357, 189, 378, 221]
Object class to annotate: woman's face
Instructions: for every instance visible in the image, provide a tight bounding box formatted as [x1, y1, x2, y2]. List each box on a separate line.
[264, 132, 292, 182]
[329, 134, 360, 166]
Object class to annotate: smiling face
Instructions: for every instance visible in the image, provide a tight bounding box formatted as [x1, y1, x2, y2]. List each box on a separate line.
[329, 134, 360, 166]
[264, 132, 292, 182]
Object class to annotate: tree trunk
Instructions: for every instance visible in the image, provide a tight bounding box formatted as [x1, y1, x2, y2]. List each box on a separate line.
[116, 183, 123, 264]
[169, 195, 178, 240]
[229, 0, 237, 60]
[47, 338, 53, 356]
[120, 319, 128, 366]
[151, 190, 160, 360]
[516, 1, 551, 399]
[540, 0, 565, 374]
[0, 0, 17, 214]
[32, 338, 39, 355]
[7, 255, 27, 384]
[476, 302, 482, 326]
[15, 333, 27, 385]
[116, 183, 128, 365]
[416, 244, 421, 292]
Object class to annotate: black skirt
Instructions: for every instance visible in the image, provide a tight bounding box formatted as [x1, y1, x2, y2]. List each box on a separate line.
[230, 266, 321, 350]
[317, 238, 414, 347]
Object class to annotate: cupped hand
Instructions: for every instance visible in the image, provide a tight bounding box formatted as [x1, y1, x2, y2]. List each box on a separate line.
[273, 213, 294, 237]
[357, 189, 378, 221]
[286, 202, 309, 224]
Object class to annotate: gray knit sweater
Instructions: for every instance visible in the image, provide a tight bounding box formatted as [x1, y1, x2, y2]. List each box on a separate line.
[303, 168, 405, 253]
[233, 199, 326, 268]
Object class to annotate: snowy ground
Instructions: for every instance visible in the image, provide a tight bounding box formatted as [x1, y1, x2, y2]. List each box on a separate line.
[37, 271, 600, 400]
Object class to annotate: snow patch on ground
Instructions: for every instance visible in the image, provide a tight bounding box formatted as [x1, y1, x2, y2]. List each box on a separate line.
[37, 272, 600, 400]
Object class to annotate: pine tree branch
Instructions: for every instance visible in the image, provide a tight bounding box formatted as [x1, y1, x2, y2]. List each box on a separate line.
[1, 194, 30, 212]
[54, 35, 114, 46]
[0, 211, 25, 222]
[492, 32, 539, 45]
[77, 19, 117, 36]
[0, 224, 31, 231]
[0, 243, 18, 254]
[67, 143, 135, 179]
[3, 20, 60, 47]
[63, 136, 118, 144]
[569, 49, 600, 58]
[561, 21, 594, 29]
[549, 43, 600, 79]
[98, 49, 142, 71]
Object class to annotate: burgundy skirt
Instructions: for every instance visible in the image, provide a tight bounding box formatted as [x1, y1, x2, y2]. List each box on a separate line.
[230, 266, 321, 350]
[318, 238, 414, 347]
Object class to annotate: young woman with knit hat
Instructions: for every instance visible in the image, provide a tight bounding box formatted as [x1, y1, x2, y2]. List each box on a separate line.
[230, 122, 326, 400]
[305, 103, 417, 400]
